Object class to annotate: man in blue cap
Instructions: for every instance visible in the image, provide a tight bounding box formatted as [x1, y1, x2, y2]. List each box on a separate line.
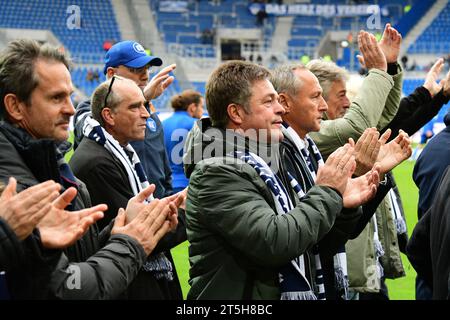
[72, 41, 185, 300]
[73, 40, 176, 199]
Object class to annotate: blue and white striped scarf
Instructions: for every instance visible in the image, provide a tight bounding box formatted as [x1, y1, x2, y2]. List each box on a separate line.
[234, 151, 317, 300]
[282, 123, 349, 300]
[83, 116, 151, 198]
[82, 116, 173, 280]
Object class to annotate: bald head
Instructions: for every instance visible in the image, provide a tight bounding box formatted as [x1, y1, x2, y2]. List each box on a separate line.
[91, 76, 140, 126]
[91, 76, 149, 145]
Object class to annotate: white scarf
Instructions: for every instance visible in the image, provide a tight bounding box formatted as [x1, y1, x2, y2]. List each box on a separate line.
[82, 116, 153, 200]
[82, 116, 176, 280]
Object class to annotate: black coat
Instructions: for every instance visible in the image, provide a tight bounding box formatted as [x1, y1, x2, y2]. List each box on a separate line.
[414, 111, 450, 219]
[0, 217, 61, 291]
[70, 137, 186, 300]
[0, 218, 25, 272]
[0, 218, 62, 299]
[73, 99, 173, 198]
[0, 122, 147, 299]
[382, 86, 450, 141]
[407, 165, 450, 300]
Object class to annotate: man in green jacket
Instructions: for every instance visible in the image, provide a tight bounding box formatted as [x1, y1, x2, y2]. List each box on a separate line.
[183, 60, 379, 300]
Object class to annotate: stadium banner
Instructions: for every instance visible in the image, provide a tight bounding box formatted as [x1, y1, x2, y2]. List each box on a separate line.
[248, 4, 386, 18]
[159, 1, 188, 13]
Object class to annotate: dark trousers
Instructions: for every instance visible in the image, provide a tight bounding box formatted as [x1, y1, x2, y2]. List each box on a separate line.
[415, 276, 433, 300]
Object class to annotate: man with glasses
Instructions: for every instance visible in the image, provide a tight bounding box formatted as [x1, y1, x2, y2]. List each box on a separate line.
[70, 75, 184, 299]
[73, 40, 176, 199]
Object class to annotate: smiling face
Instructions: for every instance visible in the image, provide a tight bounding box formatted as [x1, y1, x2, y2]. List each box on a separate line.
[238, 79, 285, 143]
[104, 79, 149, 145]
[281, 69, 328, 139]
[17, 59, 75, 141]
[325, 79, 350, 120]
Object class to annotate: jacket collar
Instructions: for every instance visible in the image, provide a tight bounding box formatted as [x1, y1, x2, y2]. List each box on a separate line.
[184, 117, 280, 178]
[0, 121, 71, 185]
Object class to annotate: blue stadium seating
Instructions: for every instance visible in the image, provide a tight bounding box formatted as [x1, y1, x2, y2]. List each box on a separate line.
[151, 0, 276, 58]
[0, 0, 121, 63]
[287, 0, 416, 69]
[408, 2, 450, 54]
[71, 67, 106, 98]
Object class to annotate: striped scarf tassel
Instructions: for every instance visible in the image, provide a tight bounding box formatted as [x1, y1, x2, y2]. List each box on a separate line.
[333, 246, 349, 300]
[312, 246, 326, 300]
[372, 215, 385, 279]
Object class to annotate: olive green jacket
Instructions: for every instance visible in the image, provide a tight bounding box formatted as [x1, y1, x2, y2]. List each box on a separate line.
[184, 119, 343, 299]
[310, 66, 405, 292]
[310, 66, 403, 159]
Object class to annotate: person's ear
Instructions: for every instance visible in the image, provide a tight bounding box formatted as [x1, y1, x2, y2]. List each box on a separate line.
[3, 93, 25, 122]
[186, 103, 196, 117]
[106, 67, 116, 78]
[226, 103, 245, 125]
[278, 93, 291, 113]
[101, 108, 115, 126]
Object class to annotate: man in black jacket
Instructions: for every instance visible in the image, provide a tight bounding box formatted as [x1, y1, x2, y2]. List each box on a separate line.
[0, 177, 106, 270]
[73, 40, 175, 199]
[70, 76, 185, 299]
[407, 165, 450, 300]
[72, 40, 187, 299]
[0, 39, 175, 299]
[382, 58, 450, 300]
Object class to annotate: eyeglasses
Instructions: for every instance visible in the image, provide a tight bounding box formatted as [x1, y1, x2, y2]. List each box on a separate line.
[104, 75, 116, 108]
[126, 65, 151, 75]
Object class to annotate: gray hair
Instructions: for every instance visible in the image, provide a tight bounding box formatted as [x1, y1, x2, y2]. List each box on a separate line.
[306, 59, 349, 100]
[0, 39, 71, 120]
[270, 64, 307, 97]
[91, 77, 124, 127]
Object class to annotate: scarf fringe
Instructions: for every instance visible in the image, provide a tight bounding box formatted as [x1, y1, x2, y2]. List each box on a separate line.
[374, 239, 385, 258]
[374, 238, 385, 279]
[376, 260, 384, 279]
[281, 290, 317, 301]
[334, 268, 349, 300]
[142, 253, 174, 281]
[334, 268, 348, 292]
[396, 218, 407, 234]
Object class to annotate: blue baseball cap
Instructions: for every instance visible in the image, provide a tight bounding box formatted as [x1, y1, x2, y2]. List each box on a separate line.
[103, 41, 163, 74]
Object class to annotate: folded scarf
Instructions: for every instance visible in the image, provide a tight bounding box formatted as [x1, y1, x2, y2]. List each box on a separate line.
[82, 116, 174, 280]
[282, 123, 349, 300]
[234, 150, 317, 300]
